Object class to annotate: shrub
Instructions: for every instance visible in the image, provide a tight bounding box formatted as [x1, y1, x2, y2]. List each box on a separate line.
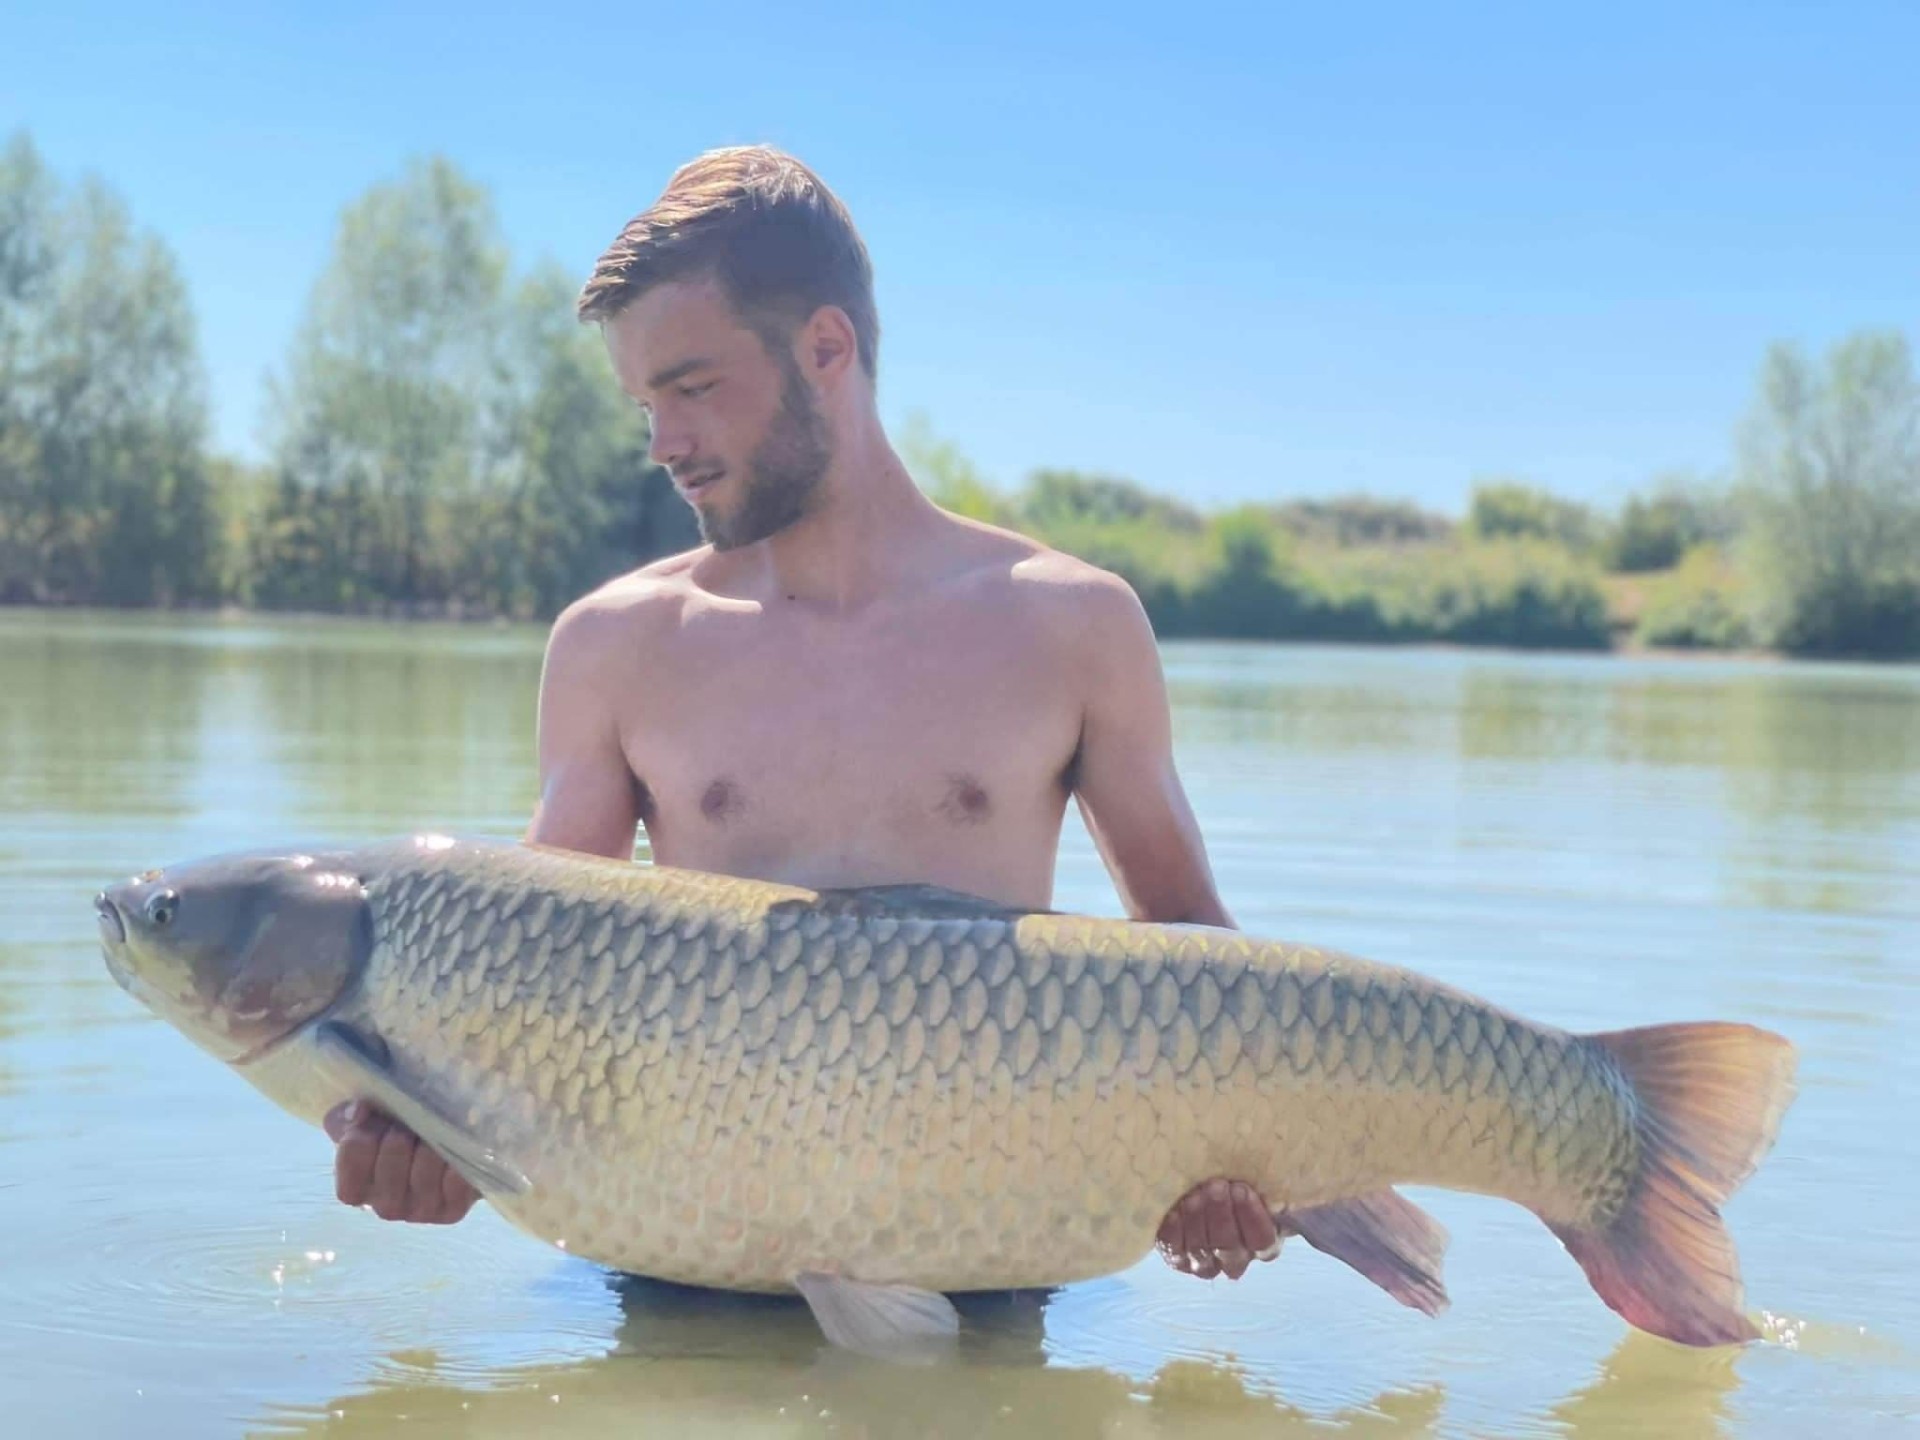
[1635, 545, 1755, 650]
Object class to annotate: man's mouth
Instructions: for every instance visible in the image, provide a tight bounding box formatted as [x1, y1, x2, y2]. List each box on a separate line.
[676, 471, 724, 498]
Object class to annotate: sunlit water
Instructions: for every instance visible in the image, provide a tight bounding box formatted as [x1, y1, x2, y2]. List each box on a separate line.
[2, 610, 1916, 1437]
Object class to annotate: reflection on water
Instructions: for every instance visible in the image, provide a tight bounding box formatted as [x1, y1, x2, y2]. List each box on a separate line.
[250, 627, 543, 834]
[2, 613, 1917, 1439]
[257, 1276, 1742, 1439]
[0, 616, 212, 819]
[1545, 1331, 1741, 1440]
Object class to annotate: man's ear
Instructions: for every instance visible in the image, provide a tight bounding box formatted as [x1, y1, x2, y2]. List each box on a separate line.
[800, 305, 859, 384]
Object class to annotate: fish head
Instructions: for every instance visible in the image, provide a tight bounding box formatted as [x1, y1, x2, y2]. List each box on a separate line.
[96, 849, 372, 1065]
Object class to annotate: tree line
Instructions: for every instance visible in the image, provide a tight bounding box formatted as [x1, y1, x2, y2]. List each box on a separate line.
[4, 131, 1917, 657]
[1, 135, 697, 622]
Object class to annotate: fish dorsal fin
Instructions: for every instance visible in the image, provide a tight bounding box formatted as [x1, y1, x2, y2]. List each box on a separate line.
[312, 1020, 531, 1199]
[809, 883, 1045, 921]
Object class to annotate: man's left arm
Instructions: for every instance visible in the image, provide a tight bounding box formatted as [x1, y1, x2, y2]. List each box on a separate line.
[1067, 573, 1280, 1281]
[1068, 580, 1231, 929]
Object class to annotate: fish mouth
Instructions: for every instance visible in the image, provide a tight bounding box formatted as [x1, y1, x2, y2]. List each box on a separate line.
[95, 893, 126, 946]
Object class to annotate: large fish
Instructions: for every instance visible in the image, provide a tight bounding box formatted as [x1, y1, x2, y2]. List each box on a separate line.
[95, 834, 1796, 1356]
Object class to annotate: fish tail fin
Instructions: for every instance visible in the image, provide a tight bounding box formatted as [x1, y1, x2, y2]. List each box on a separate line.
[1545, 1021, 1797, 1347]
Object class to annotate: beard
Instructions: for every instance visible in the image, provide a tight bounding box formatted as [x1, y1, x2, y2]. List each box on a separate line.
[693, 361, 832, 552]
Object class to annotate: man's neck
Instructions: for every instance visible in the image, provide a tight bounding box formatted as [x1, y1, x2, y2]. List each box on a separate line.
[738, 418, 948, 613]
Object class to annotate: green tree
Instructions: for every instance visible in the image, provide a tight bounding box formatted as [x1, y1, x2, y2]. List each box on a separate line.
[1270, 495, 1454, 548]
[255, 157, 684, 617]
[1185, 507, 1306, 638]
[1635, 544, 1754, 650]
[1467, 479, 1599, 553]
[258, 156, 509, 609]
[1739, 331, 1920, 656]
[479, 265, 685, 618]
[1021, 468, 1205, 534]
[1607, 476, 1735, 573]
[0, 132, 219, 605]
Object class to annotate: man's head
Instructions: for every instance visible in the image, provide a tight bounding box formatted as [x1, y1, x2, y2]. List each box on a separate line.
[578, 147, 876, 550]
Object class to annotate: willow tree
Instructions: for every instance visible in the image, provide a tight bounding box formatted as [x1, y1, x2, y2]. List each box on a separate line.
[1740, 331, 1920, 656]
[256, 157, 684, 617]
[257, 156, 507, 609]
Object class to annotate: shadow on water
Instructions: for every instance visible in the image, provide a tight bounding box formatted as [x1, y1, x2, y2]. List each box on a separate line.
[252, 1274, 1744, 1439]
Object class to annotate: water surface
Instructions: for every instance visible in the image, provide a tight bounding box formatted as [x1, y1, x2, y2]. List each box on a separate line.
[2, 611, 1915, 1437]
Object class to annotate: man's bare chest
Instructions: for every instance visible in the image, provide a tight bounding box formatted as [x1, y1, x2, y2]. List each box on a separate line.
[618, 623, 1084, 867]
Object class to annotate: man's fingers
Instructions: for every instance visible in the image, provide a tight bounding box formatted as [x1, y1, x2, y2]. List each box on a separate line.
[1231, 1181, 1280, 1259]
[322, 1101, 355, 1143]
[438, 1165, 480, 1224]
[1198, 1178, 1233, 1255]
[1167, 1181, 1223, 1277]
[1195, 1178, 1252, 1280]
[1157, 1179, 1230, 1276]
[329, 1102, 476, 1225]
[1157, 1177, 1285, 1278]
[1156, 1201, 1187, 1260]
[1157, 1178, 1284, 1280]
[333, 1108, 388, 1208]
[406, 1143, 447, 1220]
[368, 1123, 419, 1220]
[1178, 1181, 1214, 1247]
[1157, 1195, 1197, 1272]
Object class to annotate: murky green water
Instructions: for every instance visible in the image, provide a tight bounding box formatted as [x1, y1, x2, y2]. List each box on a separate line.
[3, 610, 1916, 1437]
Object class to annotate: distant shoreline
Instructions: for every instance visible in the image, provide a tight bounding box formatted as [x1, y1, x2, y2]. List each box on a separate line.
[1, 599, 1872, 668]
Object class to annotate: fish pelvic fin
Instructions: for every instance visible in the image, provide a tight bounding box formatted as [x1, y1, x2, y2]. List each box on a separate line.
[792, 1272, 960, 1361]
[1284, 1188, 1450, 1316]
[1547, 1020, 1797, 1348]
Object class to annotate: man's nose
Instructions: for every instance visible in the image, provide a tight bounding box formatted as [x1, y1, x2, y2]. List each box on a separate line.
[648, 418, 694, 471]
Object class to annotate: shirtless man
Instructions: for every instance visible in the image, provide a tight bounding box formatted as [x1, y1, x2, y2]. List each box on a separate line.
[323, 145, 1279, 1283]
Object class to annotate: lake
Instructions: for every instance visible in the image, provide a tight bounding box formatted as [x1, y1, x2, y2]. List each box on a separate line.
[2, 609, 1915, 1437]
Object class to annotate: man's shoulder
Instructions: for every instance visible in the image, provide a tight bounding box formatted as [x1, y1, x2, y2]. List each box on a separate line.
[943, 517, 1149, 642]
[942, 515, 1140, 610]
[546, 550, 710, 657]
[938, 522, 1164, 702]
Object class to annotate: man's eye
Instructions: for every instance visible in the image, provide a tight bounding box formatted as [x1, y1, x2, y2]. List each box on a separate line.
[680, 381, 717, 399]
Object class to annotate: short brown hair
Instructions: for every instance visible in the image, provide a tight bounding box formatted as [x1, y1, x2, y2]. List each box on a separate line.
[577, 145, 879, 379]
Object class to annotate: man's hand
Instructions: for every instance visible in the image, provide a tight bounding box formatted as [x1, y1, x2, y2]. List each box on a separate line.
[323, 1101, 480, 1225]
[1157, 1178, 1281, 1280]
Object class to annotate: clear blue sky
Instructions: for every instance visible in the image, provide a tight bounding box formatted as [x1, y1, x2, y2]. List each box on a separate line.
[9, 1, 1917, 513]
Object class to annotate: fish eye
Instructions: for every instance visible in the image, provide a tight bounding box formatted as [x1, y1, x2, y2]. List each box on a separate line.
[145, 889, 179, 928]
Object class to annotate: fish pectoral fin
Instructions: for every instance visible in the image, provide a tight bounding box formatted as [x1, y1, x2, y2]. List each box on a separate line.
[792, 1272, 961, 1360]
[312, 1020, 531, 1199]
[1283, 1188, 1451, 1316]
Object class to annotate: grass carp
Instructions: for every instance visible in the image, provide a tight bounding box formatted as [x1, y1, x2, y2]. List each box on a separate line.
[95, 834, 1796, 1356]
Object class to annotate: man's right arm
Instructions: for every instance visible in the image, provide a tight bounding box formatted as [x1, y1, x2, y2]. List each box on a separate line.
[328, 598, 645, 1223]
[523, 598, 646, 861]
